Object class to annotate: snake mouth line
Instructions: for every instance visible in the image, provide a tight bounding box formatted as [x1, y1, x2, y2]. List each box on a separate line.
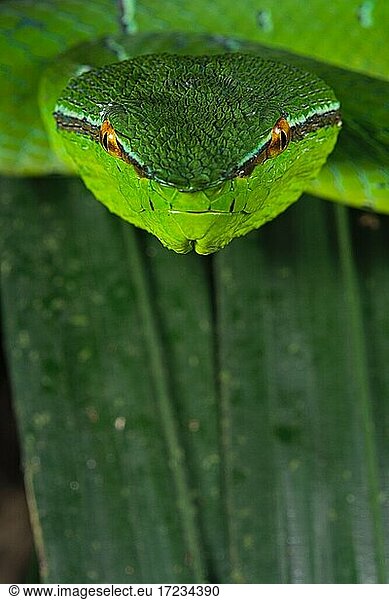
[167, 209, 249, 215]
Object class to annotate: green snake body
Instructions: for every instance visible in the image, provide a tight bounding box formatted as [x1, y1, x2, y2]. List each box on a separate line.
[1, 1, 388, 253]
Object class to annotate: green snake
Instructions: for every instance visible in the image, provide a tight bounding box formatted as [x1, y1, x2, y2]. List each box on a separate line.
[1, 0, 388, 254]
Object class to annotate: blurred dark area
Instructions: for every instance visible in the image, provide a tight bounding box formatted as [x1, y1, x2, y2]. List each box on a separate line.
[0, 324, 33, 583]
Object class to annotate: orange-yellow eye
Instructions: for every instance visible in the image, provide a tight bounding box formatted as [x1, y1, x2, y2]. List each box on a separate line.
[267, 117, 291, 158]
[99, 120, 123, 158]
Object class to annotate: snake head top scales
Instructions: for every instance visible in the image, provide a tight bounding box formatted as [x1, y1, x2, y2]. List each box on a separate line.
[54, 53, 341, 254]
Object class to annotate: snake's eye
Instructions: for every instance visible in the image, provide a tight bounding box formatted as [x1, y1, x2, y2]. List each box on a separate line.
[99, 120, 123, 158]
[267, 117, 291, 158]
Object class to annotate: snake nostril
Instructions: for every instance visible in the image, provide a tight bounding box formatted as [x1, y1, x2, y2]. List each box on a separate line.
[229, 198, 236, 212]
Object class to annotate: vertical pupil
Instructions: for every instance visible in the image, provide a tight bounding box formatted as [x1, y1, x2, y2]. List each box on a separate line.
[280, 129, 288, 150]
[102, 132, 109, 150]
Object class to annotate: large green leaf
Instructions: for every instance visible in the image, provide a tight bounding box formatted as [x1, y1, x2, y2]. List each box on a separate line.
[1, 178, 388, 582]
